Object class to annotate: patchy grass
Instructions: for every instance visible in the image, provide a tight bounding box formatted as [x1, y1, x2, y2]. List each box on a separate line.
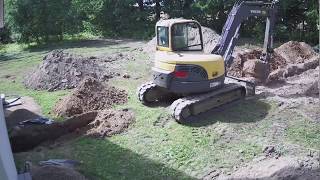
[3, 39, 320, 179]
[286, 117, 320, 150]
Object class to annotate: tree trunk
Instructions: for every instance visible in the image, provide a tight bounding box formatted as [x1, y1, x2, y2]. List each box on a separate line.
[183, 0, 193, 17]
[137, 0, 144, 11]
[155, 0, 160, 20]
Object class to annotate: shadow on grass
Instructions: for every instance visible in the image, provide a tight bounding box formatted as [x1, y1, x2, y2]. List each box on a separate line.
[69, 137, 197, 180]
[26, 39, 134, 53]
[182, 98, 271, 127]
[0, 54, 35, 63]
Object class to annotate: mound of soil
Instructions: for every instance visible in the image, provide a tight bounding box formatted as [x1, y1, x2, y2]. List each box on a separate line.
[32, 165, 87, 180]
[24, 50, 128, 91]
[5, 96, 42, 130]
[143, 26, 220, 54]
[202, 27, 220, 53]
[53, 77, 127, 117]
[5, 109, 41, 130]
[86, 109, 135, 138]
[275, 41, 318, 64]
[220, 156, 320, 180]
[228, 41, 319, 83]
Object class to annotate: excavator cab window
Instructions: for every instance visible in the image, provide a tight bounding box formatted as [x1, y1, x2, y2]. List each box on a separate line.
[172, 22, 203, 51]
[157, 26, 169, 47]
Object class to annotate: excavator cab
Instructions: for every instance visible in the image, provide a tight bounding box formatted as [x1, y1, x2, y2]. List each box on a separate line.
[156, 20, 203, 51]
[152, 19, 226, 94]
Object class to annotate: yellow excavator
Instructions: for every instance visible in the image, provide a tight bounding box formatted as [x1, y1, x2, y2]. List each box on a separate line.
[138, 0, 278, 122]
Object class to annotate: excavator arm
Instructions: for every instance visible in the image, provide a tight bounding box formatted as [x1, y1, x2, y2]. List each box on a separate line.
[212, 0, 278, 66]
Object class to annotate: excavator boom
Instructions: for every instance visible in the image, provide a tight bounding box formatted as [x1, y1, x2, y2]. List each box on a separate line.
[213, 0, 278, 66]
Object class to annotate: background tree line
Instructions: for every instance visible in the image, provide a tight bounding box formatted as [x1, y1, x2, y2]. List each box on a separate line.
[2, 0, 319, 45]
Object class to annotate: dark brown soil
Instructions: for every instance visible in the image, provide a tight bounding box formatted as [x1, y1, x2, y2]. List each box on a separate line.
[228, 49, 287, 78]
[53, 77, 127, 117]
[86, 109, 135, 138]
[24, 50, 130, 91]
[32, 165, 87, 180]
[10, 108, 136, 152]
[5, 109, 41, 130]
[10, 112, 98, 152]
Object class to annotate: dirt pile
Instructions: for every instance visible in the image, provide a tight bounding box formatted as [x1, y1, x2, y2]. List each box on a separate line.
[53, 77, 127, 117]
[268, 55, 319, 82]
[86, 109, 135, 138]
[24, 50, 129, 91]
[219, 156, 320, 180]
[275, 41, 318, 64]
[202, 27, 220, 53]
[228, 41, 319, 83]
[143, 26, 220, 54]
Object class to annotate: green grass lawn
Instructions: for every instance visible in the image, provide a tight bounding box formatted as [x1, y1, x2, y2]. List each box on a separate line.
[1, 40, 319, 179]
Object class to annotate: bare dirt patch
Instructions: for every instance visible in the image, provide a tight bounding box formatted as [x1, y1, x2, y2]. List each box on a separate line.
[32, 165, 87, 180]
[86, 109, 135, 138]
[10, 112, 98, 152]
[259, 67, 319, 98]
[219, 156, 320, 180]
[24, 50, 132, 91]
[53, 77, 127, 117]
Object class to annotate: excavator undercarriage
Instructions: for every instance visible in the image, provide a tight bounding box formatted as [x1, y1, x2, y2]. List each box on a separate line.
[138, 77, 255, 122]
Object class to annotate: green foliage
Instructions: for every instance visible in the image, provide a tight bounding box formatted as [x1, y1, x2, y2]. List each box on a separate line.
[3, 0, 319, 44]
[6, 0, 82, 43]
[97, 0, 153, 38]
[276, 0, 319, 44]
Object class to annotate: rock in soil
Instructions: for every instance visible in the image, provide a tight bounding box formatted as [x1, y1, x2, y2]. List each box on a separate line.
[228, 49, 286, 80]
[86, 109, 135, 138]
[24, 50, 129, 91]
[53, 77, 127, 117]
[32, 165, 87, 180]
[219, 156, 320, 180]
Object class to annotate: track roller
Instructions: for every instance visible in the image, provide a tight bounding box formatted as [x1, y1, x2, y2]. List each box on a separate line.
[170, 83, 246, 123]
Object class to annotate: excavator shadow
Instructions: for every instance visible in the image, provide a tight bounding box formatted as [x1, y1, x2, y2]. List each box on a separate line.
[182, 98, 271, 127]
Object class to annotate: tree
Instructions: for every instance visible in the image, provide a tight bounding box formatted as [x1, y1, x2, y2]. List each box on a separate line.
[6, 0, 82, 43]
[137, 0, 144, 11]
